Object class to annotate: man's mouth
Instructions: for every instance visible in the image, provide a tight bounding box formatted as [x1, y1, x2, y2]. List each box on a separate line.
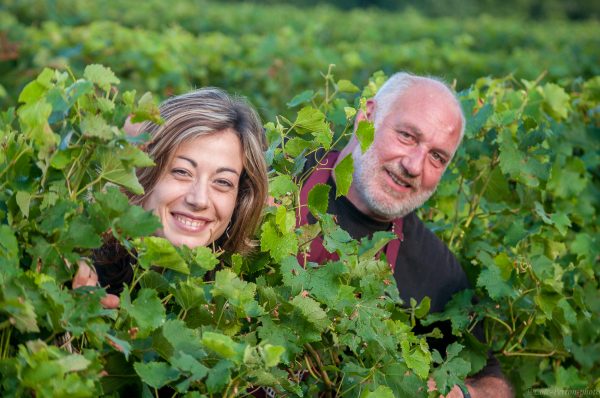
[386, 169, 413, 189]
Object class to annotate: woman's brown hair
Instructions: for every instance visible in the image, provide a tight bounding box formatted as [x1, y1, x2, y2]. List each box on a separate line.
[131, 88, 268, 254]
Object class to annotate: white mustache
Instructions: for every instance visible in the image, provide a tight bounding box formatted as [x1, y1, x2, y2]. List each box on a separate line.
[387, 164, 421, 190]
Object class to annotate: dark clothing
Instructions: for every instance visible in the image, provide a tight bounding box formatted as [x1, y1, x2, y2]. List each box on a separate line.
[93, 240, 134, 296]
[301, 150, 502, 376]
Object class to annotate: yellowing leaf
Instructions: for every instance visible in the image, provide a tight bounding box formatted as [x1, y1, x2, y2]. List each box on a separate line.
[84, 64, 120, 92]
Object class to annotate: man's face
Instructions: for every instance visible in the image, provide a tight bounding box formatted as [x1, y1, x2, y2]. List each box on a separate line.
[349, 82, 463, 221]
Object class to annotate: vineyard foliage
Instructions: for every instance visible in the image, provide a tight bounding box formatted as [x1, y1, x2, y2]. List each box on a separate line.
[1, 0, 599, 120]
[0, 1, 599, 397]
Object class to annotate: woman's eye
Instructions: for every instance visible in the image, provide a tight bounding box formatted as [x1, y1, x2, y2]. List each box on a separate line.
[215, 179, 234, 188]
[172, 168, 190, 177]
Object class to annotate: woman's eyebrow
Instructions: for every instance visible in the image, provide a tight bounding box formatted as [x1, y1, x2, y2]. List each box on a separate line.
[216, 167, 240, 175]
[176, 156, 240, 176]
[176, 155, 197, 167]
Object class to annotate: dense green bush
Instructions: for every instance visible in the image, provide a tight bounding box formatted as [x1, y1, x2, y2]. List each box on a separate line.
[0, 65, 598, 396]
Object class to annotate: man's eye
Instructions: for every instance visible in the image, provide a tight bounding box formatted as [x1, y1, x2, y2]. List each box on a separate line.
[431, 152, 447, 165]
[398, 131, 413, 141]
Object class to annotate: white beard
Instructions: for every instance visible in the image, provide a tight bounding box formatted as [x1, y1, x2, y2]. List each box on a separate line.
[352, 146, 436, 220]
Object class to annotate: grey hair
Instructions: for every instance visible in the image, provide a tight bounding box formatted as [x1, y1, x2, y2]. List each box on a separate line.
[373, 72, 466, 141]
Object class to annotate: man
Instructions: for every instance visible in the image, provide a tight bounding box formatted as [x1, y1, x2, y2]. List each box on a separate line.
[298, 72, 513, 398]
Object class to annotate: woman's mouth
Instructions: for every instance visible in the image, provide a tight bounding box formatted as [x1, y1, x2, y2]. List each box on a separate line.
[172, 213, 210, 231]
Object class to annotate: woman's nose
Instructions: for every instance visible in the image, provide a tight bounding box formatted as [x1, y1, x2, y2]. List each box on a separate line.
[185, 180, 209, 210]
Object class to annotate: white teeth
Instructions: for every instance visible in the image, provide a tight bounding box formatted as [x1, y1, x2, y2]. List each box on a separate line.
[174, 214, 204, 228]
[388, 171, 410, 187]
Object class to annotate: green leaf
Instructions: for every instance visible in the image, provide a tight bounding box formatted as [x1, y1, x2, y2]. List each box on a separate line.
[291, 295, 329, 332]
[84, 64, 120, 92]
[275, 205, 296, 233]
[550, 212, 571, 236]
[400, 339, 431, 379]
[307, 183, 330, 216]
[99, 150, 144, 195]
[477, 263, 515, 300]
[18, 80, 47, 105]
[361, 385, 395, 398]
[260, 220, 298, 262]
[498, 129, 522, 177]
[16, 191, 31, 218]
[170, 352, 208, 380]
[81, 114, 115, 140]
[355, 120, 375, 153]
[161, 319, 205, 357]
[334, 154, 353, 198]
[422, 290, 474, 336]
[17, 99, 58, 154]
[358, 230, 395, 261]
[337, 79, 360, 93]
[193, 246, 219, 271]
[106, 334, 132, 360]
[201, 332, 245, 364]
[465, 103, 493, 136]
[2, 297, 39, 332]
[286, 90, 314, 108]
[414, 297, 431, 319]
[269, 174, 298, 198]
[293, 107, 327, 135]
[0, 225, 19, 272]
[541, 83, 570, 120]
[263, 344, 285, 367]
[116, 205, 161, 238]
[172, 280, 207, 311]
[134, 361, 179, 389]
[56, 354, 91, 372]
[135, 237, 189, 275]
[122, 288, 165, 335]
[212, 269, 262, 317]
[61, 217, 103, 249]
[131, 92, 162, 124]
[206, 359, 232, 394]
[431, 343, 471, 394]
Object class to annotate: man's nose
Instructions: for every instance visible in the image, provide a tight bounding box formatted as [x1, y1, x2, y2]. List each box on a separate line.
[185, 180, 209, 210]
[400, 148, 425, 178]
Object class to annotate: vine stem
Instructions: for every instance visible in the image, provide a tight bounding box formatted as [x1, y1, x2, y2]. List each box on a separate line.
[447, 174, 465, 249]
[305, 343, 334, 390]
[304, 354, 322, 382]
[0, 147, 29, 180]
[502, 349, 564, 358]
[463, 154, 499, 230]
[485, 314, 513, 334]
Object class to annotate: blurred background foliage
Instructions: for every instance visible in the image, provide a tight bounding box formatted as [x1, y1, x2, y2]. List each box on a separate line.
[0, 0, 598, 120]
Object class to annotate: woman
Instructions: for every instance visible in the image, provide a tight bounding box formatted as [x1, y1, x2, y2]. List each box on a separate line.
[73, 88, 268, 307]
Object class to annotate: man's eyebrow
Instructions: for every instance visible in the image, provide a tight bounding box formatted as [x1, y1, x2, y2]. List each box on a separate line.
[397, 123, 423, 138]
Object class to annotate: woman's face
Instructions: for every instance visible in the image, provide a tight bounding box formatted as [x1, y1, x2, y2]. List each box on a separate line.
[143, 129, 244, 248]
